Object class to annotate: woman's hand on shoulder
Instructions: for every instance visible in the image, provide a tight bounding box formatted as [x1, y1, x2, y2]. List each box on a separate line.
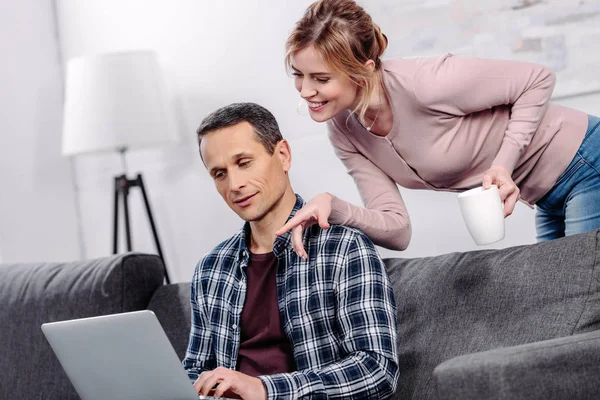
[482, 165, 520, 217]
[275, 193, 333, 260]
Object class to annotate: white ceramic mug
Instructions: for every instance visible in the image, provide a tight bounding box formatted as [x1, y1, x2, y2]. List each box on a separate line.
[457, 185, 505, 246]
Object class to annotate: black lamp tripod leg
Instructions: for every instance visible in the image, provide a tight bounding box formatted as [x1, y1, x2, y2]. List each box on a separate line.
[113, 176, 120, 254]
[112, 173, 169, 284]
[121, 176, 133, 252]
[137, 174, 170, 284]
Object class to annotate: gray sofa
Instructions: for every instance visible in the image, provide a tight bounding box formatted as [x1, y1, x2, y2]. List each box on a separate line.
[0, 253, 190, 400]
[1, 230, 600, 399]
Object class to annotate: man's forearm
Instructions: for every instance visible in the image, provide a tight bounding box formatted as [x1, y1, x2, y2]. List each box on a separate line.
[185, 368, 200, 383]
[258, 351, 397, 399]
[183, 358, 212, 382]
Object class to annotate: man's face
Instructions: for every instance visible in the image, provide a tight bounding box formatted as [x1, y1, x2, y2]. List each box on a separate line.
[200, 122, 290, 222]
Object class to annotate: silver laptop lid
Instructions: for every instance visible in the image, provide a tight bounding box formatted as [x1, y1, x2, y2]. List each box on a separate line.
[41, 310, 198, 400]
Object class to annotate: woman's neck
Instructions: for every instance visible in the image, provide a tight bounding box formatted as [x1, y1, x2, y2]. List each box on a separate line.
[364, 81, 388, 119]
[354, 78, 393, 135]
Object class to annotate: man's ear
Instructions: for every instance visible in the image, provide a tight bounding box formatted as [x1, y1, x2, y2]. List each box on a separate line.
[276, 139, 292, 173]
[198, 140, 207, 167]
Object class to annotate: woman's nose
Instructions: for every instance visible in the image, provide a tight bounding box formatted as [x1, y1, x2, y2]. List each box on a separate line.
[300, 80, 317, 99]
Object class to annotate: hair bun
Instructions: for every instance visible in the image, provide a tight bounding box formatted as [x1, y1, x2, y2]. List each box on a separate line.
[373, 24, 388, 58]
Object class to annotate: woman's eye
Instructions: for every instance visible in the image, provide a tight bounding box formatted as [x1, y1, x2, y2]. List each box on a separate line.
[292, 72, 302, 77]
[316, 78, 329, 83]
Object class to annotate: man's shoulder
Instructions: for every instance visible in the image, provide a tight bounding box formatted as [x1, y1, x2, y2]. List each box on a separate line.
[309, 224, 377, 252]
[197, 232, 243, 269]
[307, 225, 386, 277]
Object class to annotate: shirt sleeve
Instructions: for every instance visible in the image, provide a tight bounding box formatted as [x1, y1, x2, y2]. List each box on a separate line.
[182, 260, 216, 381]
[258, 232, 399, 399]
[413, 53, 556, 173]
[326, 120, 412, 251]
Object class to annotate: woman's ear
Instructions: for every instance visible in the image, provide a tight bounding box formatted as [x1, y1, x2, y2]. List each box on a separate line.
[356, 60, 377, 87]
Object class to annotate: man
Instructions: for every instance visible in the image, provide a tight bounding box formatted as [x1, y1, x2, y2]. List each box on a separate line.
[183, 102, 399, 399]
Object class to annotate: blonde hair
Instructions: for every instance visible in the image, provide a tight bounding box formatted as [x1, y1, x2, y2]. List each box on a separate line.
[285, 0, 388, 123]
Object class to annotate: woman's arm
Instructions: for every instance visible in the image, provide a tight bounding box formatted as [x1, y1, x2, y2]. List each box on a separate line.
[327, 123, 411, 251]
[277, 120, 412, 252]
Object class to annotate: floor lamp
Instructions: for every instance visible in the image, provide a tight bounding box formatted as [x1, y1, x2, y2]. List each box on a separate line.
[61, 50, 177, 284]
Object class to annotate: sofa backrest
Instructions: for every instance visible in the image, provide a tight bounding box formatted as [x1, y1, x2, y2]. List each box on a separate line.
[384, 229, 600, 400]
[0, 253, 165, 400]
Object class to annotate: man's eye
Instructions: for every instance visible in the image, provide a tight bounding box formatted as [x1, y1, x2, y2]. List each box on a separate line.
[214, 172, 225, 180]
[239, 161, 251, 168]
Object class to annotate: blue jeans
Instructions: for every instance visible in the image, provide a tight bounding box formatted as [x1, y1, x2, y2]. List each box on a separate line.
[535, 114, 600, 241]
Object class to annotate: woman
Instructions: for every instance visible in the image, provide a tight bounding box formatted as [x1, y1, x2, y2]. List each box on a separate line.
[276, 0, 600, 259]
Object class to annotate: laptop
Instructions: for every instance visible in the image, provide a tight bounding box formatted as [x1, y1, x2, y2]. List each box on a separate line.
[42, 310, 230, 400]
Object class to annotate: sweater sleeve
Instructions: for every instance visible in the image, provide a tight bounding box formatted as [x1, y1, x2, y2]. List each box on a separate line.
[413, 53, 556, 173]
[326, 120, 411, 251]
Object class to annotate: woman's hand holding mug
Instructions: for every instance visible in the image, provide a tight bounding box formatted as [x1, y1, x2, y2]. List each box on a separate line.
[482, 164, 520, 217]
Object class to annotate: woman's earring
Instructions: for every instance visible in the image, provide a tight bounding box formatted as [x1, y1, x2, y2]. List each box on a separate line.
[296, 99, 309, 116]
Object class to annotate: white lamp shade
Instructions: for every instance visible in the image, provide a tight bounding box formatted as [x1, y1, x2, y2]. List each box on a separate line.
[62, 50, 178, 155]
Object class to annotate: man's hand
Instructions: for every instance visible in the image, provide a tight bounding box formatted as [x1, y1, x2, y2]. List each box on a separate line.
[482, 164, 520, 217]
[194, 367, 267, 400]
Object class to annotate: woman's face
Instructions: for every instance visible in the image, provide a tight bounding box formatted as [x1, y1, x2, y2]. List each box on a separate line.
[291, 46, 359, 123]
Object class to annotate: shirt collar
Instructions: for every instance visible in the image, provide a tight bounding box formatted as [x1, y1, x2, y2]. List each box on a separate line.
[236, 194, 306, 260]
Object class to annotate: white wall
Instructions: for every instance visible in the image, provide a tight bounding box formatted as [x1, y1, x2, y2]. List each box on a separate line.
[54, 0, 600, 282]
[0, 0, 80, 263]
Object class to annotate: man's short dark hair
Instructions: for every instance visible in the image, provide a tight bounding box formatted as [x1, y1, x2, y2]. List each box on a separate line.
[197, 102, 283, 156]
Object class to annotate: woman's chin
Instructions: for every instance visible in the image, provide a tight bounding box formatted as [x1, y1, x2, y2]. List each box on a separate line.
[308, 108, 335, 123]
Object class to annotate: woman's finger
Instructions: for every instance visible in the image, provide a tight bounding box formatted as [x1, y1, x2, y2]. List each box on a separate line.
[317, 211, 331, 229]
[503, 188, 520, 217]
[497, 182, 515, 201]
[482, 172, 496, 189]
[275, 214, 304, 236]
[292, 225, 307, 259]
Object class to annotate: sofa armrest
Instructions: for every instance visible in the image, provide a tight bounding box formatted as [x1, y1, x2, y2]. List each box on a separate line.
[433, 329, 600, 400]
[148, 282, 192, 360]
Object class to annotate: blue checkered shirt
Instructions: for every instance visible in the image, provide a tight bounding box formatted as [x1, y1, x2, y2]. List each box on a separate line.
[183, 195, 399, 399]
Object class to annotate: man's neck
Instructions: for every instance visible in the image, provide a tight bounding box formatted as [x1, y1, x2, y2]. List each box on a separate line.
[248, 188, 297, 254]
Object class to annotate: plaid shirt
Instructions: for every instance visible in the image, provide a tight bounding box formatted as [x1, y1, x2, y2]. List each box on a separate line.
[183, 195, 399, 399]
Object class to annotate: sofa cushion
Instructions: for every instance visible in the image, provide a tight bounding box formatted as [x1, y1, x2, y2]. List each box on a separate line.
[384, 229, 600, 400]
[147, 282, 192, 361]
[0, 252, 165, 400]
[433, 329, 600, 400]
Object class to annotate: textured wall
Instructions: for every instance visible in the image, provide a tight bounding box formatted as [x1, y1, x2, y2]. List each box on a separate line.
[0, 0, 80, 263]
[367, 0, 600, 98]
[54, 0, 600, 281]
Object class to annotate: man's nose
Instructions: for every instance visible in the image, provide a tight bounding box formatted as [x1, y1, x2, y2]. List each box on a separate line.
[228, 170, 246, 192]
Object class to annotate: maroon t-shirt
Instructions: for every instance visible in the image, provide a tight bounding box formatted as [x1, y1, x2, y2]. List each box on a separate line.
[236, 251, 295, 377]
